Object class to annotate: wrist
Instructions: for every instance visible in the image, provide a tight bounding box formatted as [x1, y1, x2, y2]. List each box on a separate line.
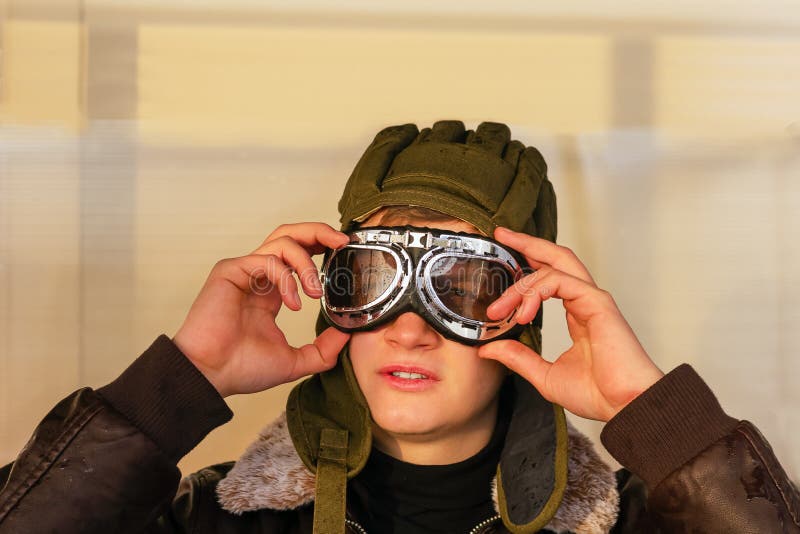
[607, 367, 665, 420]
[97, 334, 234, 461]
[601, 364, 737, 488]
[171, 333, 232, 398]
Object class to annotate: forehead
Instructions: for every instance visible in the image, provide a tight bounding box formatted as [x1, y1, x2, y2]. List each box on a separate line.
[360, 211, 484, 236]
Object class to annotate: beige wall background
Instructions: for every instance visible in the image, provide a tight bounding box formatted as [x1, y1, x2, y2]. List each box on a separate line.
[1, 0, 798, 480]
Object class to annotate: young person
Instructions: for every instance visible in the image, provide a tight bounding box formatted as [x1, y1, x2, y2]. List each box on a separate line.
[0, 121, 797, 534]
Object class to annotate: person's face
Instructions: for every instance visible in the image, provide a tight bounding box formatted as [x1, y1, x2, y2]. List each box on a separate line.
[348, 214, 509, 447]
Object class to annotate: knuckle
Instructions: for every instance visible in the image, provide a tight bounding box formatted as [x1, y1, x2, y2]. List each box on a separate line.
[212, 257, 232, 270]
[249, 271, 272, 295]
[557, 245, 576, 260]
[271, 262, 296, 283]
[518, 271, 540, 291]
[262, 255, 295, 282]
[503, 343, 521, 364]
[261, 253, 280, 267]
[272, 235, 294, 248]
[519, 268, 544, 288]
[320, 352, 336, 370]
[595, 287, 614, 304]
[265, 223, 291, 241]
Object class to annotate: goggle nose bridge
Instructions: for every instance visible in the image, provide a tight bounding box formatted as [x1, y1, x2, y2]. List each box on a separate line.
[358, 227, 488, 256]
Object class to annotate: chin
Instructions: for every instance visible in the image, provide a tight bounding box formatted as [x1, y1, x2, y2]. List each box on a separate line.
[370, 403, 444, 437]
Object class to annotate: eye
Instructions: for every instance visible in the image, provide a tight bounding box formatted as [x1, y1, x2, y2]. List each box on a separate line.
[452, 286, 477, 299]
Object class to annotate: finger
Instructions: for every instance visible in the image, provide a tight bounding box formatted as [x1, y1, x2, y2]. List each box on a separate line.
[515, 286, 543, 325]
[493, 226, 596, 286]
[257, 222, 350, 256]
[516, 269, 612, 324]
[486, 268, 549, 320]
[489, 268, 609, 324]
[286, 327, 351, 380]
[211, 254, 276, 294]
[254, 236, 324, 297]
[213, 254, 301, 310]
[478, 339, 552, 399]
[261, 254, 303, 310]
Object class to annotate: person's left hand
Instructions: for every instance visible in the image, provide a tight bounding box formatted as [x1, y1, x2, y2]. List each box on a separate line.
[478, 226, 664, 422]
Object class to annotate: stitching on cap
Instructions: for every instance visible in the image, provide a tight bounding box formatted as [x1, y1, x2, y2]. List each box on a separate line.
[383, 172, 498, 208]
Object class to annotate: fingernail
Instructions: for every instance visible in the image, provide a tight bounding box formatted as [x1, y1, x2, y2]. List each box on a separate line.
[293, 292, 302, 309]
[310, 271, 323, 291]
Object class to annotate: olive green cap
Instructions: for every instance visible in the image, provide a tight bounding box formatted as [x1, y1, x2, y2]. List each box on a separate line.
[287, 121, 566, 534]
[338, 121, 556, 244]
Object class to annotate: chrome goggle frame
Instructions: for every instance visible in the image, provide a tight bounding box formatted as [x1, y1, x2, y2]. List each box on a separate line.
[319, 226, 541, 345]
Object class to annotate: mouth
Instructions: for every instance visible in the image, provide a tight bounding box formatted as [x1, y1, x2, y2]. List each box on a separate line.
[390, 371, 428, 379]
[378, 365, 440, 392]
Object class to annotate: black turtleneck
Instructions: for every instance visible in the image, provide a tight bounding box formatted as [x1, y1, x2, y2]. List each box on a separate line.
[347, 397, 511, 534]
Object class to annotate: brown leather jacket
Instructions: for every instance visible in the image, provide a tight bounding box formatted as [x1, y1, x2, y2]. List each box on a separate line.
[1, 335, 798, 533]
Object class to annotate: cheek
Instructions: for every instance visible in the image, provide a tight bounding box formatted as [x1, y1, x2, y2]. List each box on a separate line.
[455, 357, 507, 402]
[433, 349, 507, 419]
[348, 331, 375, 376]
[348, 331, 386, 401]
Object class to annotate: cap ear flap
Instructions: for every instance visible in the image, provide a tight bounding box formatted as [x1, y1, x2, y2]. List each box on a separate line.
[338, 124, 419, 221]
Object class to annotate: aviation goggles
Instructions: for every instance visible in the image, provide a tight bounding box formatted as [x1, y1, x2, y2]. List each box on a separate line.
[319, 225, 541, 345]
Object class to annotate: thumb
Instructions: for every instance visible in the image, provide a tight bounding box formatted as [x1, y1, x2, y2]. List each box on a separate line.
[478, 340, 552, 398]
[288, 327, 351, 380]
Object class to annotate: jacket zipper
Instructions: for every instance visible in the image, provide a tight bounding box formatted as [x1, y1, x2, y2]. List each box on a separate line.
[468, 514, 501, 534]
[345, 518, 368, 534]
[345, 514, 501, 534]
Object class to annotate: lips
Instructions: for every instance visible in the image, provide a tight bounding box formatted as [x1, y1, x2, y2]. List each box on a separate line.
[378, 365, 440, 392]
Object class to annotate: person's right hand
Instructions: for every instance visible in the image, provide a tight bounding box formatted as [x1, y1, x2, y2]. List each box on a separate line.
[171, 222, 352, 398]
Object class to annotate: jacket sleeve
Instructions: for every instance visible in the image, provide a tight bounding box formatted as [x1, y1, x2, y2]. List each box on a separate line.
[601, 364, 800, 533]
[0, 335, 233, 533]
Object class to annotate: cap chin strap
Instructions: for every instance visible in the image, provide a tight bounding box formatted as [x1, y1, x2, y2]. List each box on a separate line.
[313, 429, 349, 534]
[287, 343, 372, 534]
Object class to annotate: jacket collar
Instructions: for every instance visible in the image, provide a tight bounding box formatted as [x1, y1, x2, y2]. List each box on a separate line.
[216, 412, 619, 534]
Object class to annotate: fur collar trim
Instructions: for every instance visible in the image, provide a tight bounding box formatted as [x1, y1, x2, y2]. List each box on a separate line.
[216, 412, 619, 534]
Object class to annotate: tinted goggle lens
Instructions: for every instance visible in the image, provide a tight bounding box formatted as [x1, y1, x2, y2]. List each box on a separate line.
[325, 248, 515, 321]
[324, 248, 398, 309]
[428, 256, 514, 322]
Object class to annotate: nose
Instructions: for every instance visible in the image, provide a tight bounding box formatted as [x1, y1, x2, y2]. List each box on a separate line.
[383, 312, 441, 351]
